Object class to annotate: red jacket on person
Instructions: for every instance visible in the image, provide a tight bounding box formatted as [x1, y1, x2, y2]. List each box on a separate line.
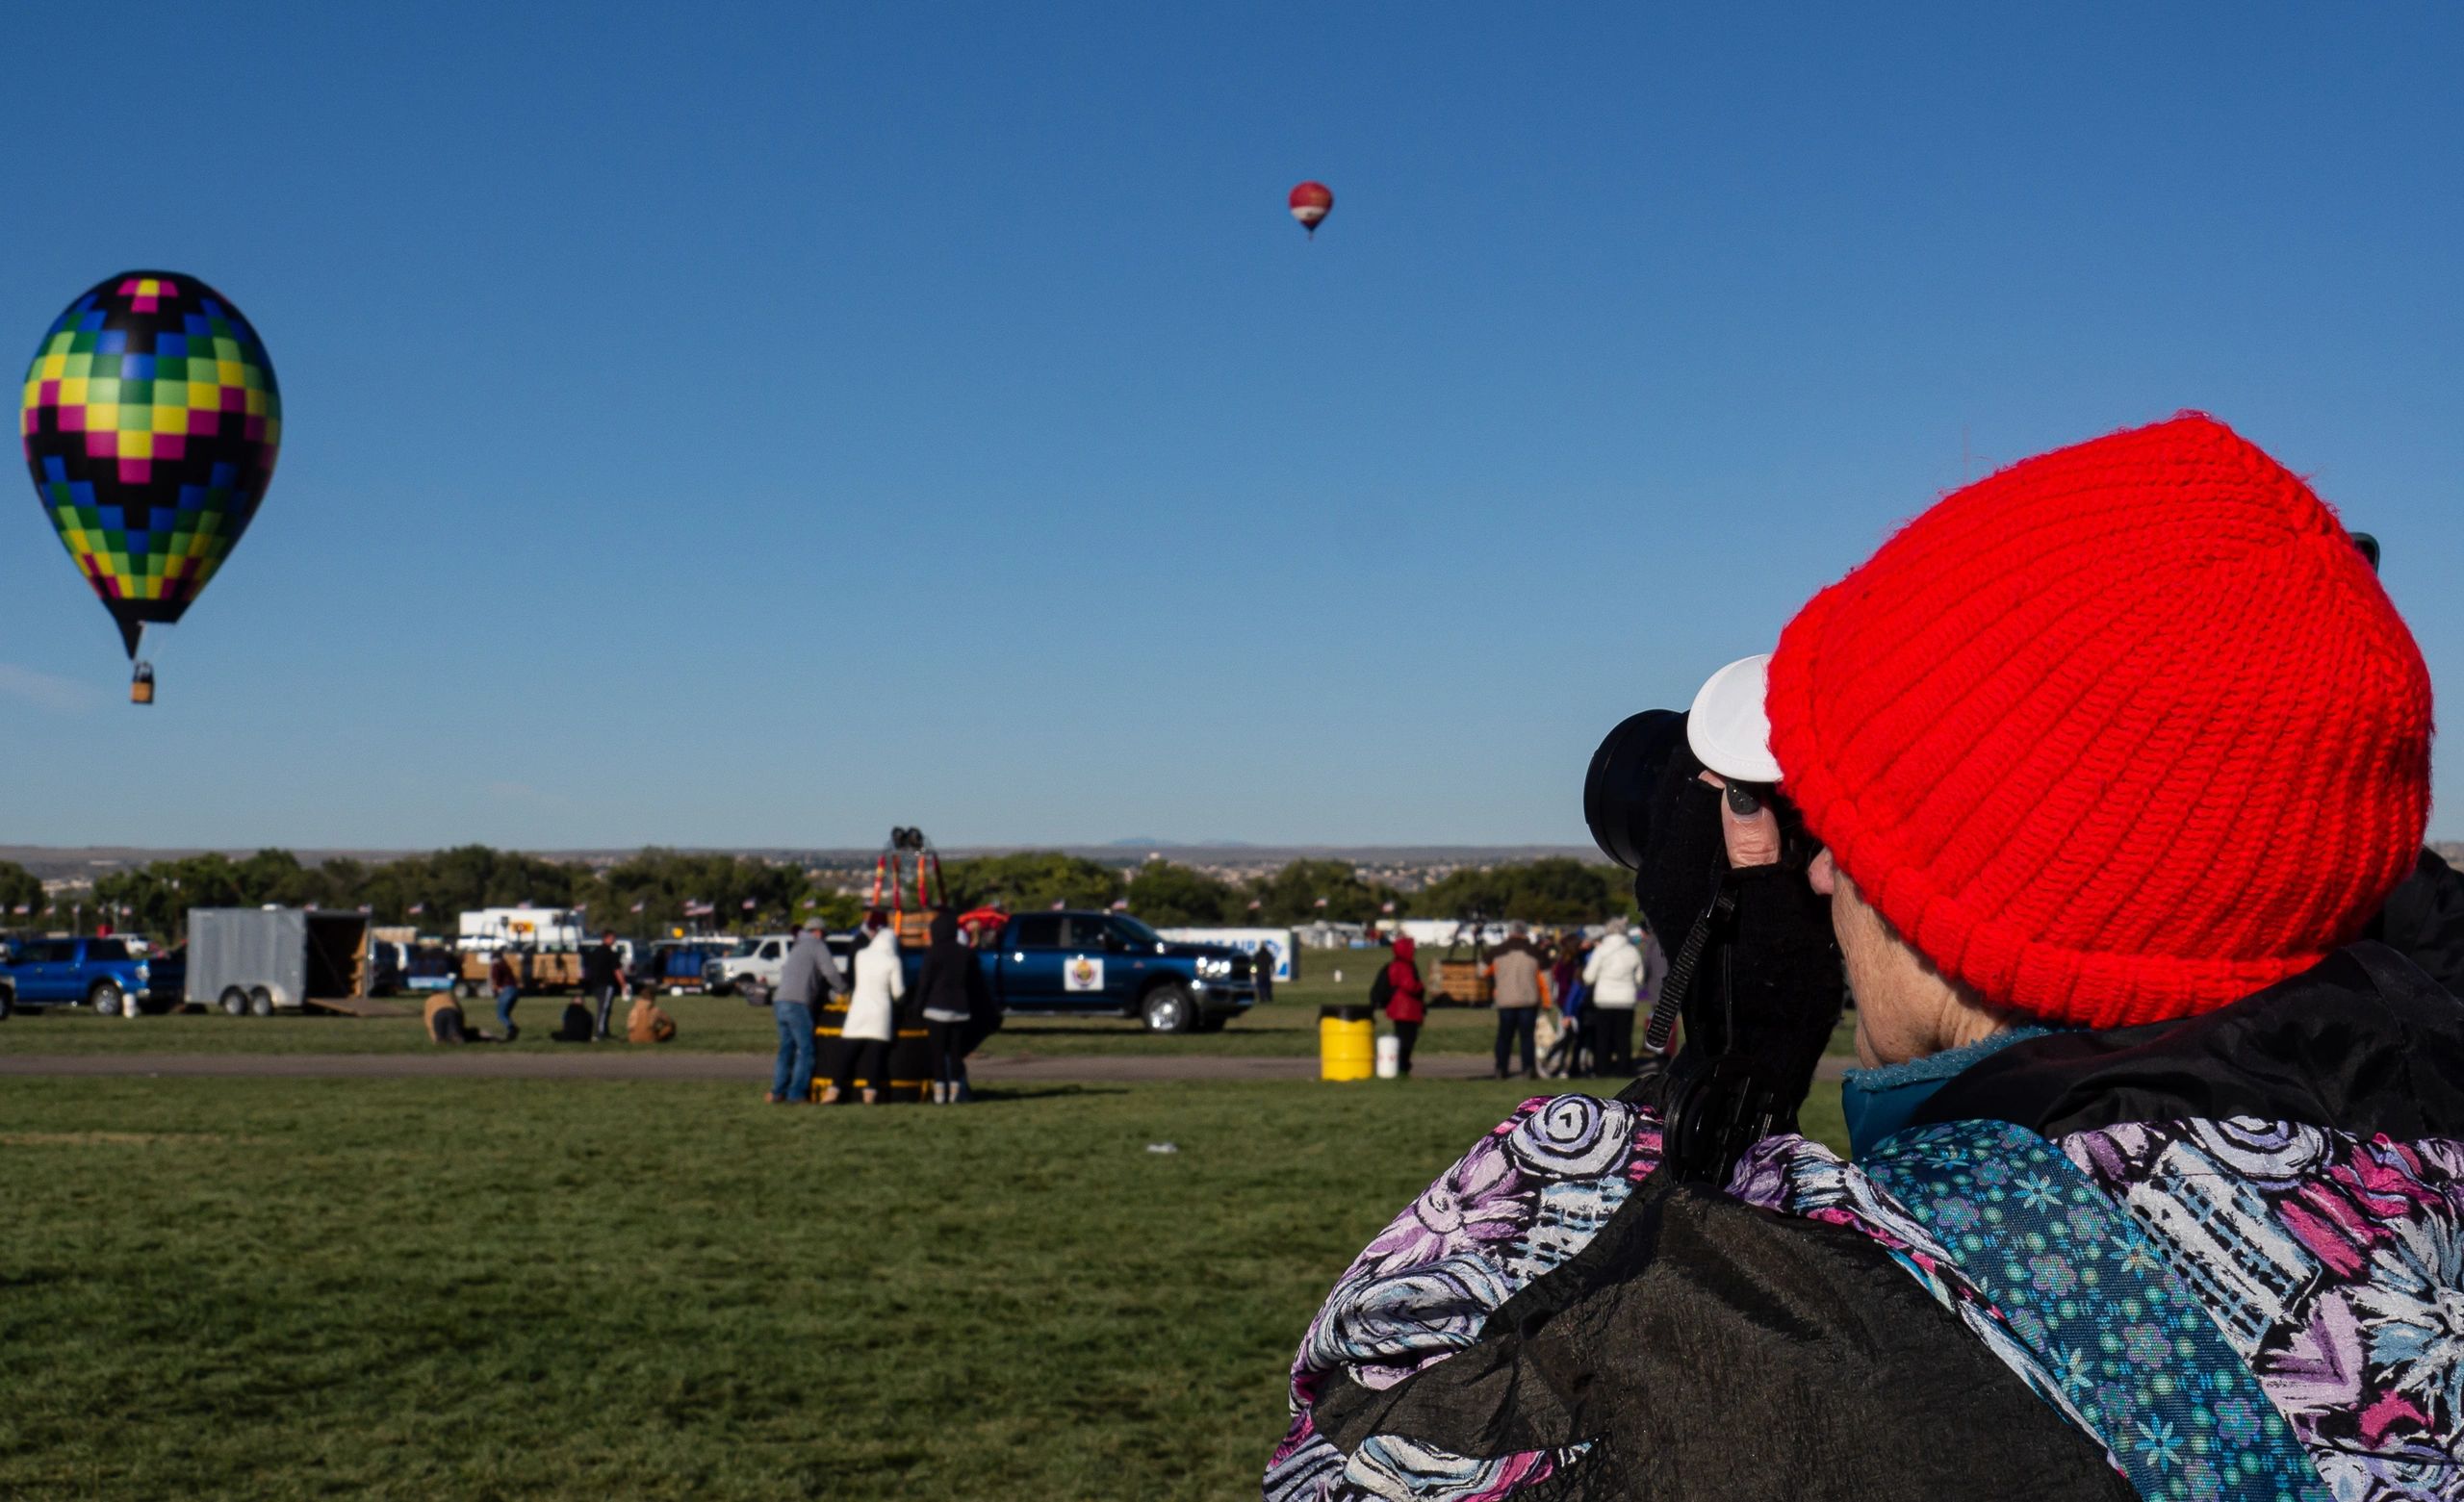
[1384, 937, 1426, 1024]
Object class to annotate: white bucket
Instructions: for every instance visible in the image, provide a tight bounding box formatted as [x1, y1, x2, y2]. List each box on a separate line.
[1375, 1033, 1400, 1079]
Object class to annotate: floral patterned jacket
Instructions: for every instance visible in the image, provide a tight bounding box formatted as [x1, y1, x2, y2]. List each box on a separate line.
[1267, 945, 2464, 1502]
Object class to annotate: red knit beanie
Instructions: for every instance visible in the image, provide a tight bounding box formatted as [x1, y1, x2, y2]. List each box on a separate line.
[1765, 413, 2432, 1029]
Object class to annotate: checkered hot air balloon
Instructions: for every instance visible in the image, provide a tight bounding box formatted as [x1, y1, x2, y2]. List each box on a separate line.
[20, 272, 280, 704]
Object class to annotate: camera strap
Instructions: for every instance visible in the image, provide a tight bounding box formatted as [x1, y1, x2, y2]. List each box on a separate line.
[1639, 880, 1732, 1056]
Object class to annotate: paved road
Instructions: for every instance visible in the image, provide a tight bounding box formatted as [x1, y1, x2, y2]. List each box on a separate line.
[0, 1051, 1854, 1084]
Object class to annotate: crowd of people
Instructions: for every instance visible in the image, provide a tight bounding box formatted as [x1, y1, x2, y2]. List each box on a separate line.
[423, 928, 675, 1045]
[766, 907, 995, 1107]
[1373, 919, 1670, 1079]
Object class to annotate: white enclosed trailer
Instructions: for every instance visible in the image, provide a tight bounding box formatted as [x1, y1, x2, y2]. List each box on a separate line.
[187, 907, 372, 1016]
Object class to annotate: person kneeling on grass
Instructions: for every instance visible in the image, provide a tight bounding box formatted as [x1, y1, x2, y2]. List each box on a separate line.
[423, 991, 496, 1044]
[1267, 416, 2456, 1502]
[626, 987, 677, 1044]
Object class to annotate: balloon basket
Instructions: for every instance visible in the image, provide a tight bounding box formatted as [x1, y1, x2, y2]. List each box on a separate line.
[129, 675, 154, 706]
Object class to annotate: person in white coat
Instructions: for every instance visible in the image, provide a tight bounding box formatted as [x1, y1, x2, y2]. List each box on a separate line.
[1581, 920, 1667, 1076]
[825, 922, 906, 1106]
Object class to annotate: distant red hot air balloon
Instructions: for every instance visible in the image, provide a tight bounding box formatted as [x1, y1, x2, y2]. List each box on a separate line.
[1288, 181, 1333, 238]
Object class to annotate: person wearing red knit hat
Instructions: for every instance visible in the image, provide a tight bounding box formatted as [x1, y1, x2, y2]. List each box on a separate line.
[1269, 415, 2463, 1502]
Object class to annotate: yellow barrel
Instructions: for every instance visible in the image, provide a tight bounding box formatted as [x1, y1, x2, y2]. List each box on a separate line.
[1320, 1006, 1374, 1082]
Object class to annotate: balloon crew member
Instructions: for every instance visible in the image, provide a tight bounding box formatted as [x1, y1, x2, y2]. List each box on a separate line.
[582, 929, 626, 1041]
[770, 921, 847, 1105]
[488, 951, 521, 1042]
[917, 908, 989, 1105]
[955, 913, 1007, 1102]
[626, 987, 677, 1044]
[424, 989, 471, 1044]
[830, 913, 905, 1106]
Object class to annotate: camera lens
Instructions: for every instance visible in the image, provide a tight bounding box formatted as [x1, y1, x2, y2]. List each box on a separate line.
[1583, 709, 1691, 871]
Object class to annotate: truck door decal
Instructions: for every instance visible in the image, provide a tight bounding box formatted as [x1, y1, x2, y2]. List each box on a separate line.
[1065, 956, 1105, 992]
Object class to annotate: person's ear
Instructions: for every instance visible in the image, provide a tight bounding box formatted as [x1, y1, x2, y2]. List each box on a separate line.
[1810, 848, 1837, 897]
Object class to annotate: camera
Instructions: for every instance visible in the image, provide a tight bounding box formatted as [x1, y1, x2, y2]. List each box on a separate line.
[1581, 691, 1843, 1180]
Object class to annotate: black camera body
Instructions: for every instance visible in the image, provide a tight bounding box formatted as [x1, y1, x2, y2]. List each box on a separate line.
[1584, 709, 1845, 1181]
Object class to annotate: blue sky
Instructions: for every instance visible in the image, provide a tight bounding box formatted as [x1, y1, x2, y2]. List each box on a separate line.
[4, 3, 2459, 849]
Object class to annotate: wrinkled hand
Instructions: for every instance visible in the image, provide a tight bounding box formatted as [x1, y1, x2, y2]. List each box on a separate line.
[1698, 772, 1781, 869]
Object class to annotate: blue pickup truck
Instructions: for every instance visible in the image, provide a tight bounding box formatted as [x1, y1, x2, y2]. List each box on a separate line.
[0, 936, 184, 1019]
[981, 911, 1257, 1031]
[822, 910, 1257, 1033]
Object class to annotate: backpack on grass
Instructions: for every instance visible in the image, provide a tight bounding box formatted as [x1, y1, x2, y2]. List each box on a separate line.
[553, 1001, 595, 1042]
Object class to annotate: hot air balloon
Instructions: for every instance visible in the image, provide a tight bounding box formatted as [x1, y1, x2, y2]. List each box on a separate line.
[19, 272, 280, 703]
[1288, 181, 1333, 238]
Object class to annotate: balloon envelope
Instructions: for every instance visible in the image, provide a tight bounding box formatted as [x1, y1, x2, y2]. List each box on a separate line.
[1288, 181, 1333, 234]
[19, 271, 281, 658]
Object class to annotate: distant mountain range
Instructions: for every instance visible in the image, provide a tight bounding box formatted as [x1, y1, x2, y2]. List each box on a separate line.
[0, 842, 1605, 882]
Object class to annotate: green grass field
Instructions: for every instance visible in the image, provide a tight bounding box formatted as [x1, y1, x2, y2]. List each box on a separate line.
[0, 1074, 1850, 1499]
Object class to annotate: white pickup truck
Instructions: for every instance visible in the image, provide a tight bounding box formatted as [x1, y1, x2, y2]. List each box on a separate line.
[704, 934, 801, 996]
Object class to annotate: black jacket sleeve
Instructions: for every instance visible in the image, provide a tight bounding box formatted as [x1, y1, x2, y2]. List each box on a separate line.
[2373, 848, 2464, 998]
[1306, 1175, 2132, 1502]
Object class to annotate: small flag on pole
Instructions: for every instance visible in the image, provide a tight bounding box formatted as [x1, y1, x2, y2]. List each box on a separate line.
[1110, 900, 1128, 911]
[1313, 897, 1329, 909]
[1050, 900, 1065, 910]
[630, 901, 646, 914]
[1247, 900, 1262, 911]
[409, 904, 424, 915]
[1381, 901, 1396, 914]
[742, 898, 757, 910]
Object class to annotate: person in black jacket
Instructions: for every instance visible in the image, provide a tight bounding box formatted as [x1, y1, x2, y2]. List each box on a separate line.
[1270, 417, 2454, 1502]
[917, 909, 989, 1105]
[2348, 534, 2464, 995]
[2370, 846, 2464, 996]
[582, 930, 627, 1041]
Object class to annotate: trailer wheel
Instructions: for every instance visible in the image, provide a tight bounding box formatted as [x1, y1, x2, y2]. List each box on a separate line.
[219, 987, 248, 1017]
[247, 987, 275, 1017]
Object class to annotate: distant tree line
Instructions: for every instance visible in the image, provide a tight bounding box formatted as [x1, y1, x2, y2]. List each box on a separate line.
[943, 852, 1633, 927]
[4, 848, 1631, 940]
[30, 848, 863, 941]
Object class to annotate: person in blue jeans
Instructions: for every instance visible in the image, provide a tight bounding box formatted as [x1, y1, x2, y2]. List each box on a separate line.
[768, 921, 849, 1104]
[489, 952, 521, 1042]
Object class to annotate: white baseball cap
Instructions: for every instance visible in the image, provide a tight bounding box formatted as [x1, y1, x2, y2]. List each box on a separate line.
[1686, 653, 1784, 784]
